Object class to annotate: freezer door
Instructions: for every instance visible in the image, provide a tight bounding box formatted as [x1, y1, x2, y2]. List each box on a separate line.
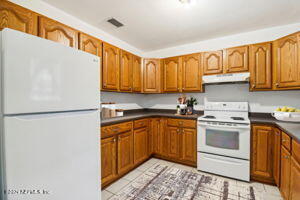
[2, 110, 100, 200]
[1, 29, 100, 115]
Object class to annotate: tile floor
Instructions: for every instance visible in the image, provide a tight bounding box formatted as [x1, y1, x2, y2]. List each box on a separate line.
[102, 158, 283, 200]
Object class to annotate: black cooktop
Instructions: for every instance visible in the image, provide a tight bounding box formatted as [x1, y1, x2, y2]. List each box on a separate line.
[231, 117, 245, 121]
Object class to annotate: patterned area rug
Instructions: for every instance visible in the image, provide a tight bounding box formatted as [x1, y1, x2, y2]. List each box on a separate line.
[111, 164, 260, 200]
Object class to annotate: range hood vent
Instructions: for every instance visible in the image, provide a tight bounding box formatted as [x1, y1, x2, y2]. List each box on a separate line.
[202, 72, 250, 84]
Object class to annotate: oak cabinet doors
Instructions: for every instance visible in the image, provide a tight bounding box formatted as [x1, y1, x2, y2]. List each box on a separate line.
[182, 54, 202, 92]
[39, 16, 78, 48]
[224, 46, 249, 73]
[120, 50, 133, 92]
[132, 56, 142, 92]
[102, 43, 120, 90]
[143, 59, 161, 93]
[79, 33, 102, 57]
[249, 42, 272, 91]
[163, 57, 180, 92]
[0, 1, 38, 35]
[202, 51, 223, 75]
[273, 33, 300, 89]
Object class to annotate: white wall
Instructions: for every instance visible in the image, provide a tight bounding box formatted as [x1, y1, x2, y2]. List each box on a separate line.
[144, 23, 300, 58]
[8, 0, 143, 57]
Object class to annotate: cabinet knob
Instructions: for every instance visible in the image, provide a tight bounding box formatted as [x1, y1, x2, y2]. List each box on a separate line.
[252, 84, 255, 89]
[276, 83, 279, 87]
[284, 155, 289, 159]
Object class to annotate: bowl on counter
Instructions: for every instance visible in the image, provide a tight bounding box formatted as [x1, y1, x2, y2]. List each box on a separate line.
[272, 111, 300, 122]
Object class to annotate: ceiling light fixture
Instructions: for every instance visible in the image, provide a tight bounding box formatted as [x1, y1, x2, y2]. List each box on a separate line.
[179, 0, 192, 4]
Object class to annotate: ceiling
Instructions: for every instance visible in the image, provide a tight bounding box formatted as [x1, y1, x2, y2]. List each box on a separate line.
[43, 0, 300, 52]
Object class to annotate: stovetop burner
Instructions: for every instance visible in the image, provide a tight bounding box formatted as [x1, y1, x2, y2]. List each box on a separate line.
[203, 115, 216, 119]
[231, 117, 245, 121]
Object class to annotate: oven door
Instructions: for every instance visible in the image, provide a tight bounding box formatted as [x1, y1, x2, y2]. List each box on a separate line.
[197, 122, 250, 159]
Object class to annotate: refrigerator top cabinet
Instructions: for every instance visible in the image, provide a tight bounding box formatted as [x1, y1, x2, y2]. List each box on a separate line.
[0, 29, 100, 115]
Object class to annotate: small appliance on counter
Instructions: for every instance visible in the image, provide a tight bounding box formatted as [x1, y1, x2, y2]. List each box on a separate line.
[272, 106, 300, 122]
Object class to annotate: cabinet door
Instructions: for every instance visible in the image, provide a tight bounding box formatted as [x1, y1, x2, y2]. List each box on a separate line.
[273, 128, 281, 186]
[79, 32, 102, 56]
[143, 59, 161, 93]
[0, 1, 38, 35]
[39, 16, 78, 48]
[101, 136, 117, 185]
[120, 50, 133, 91]
[133, 127, 148, 164]
[249, 42, 272, 90]
[224, 46, 249, 73]
[182, 54, 202, 92]
[163, 57, 180, 92]
[273, 33, 300, 89]
[251, 125, 274, 183]
[117, 131, 133, 175]
[290, 156, 300, 200]
[167, 126, 181, 159]
[280, 146, 291, 200]
[132, 56, 142, 92]
[181, 128, 197, 163]
[102, 43, 119, 90]
[202, 51, 223, 75]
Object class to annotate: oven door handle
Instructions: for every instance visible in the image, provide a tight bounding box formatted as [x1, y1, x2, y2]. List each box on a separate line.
[204, 154, 245, 165]
[198, 122, 250, 129]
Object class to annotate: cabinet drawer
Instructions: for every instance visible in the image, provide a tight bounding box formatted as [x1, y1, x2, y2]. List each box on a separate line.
[292, 139, 300, 163]
[167, 118, 196, 128]
[282, 132, 291, 151]
[134, 119, 149, 129]
[101, 122, 132, 138]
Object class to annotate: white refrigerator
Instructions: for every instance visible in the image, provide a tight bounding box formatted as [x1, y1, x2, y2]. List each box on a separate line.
[0, 29, 101, 200]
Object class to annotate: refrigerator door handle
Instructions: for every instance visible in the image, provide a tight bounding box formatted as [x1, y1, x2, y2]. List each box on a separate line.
[4, 109, 99, 121]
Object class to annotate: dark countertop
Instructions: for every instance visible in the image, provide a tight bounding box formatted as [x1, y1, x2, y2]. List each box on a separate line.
[250, 116, 300, 143]
[101, 109, 300, 143]
[101, 109, 201, 126]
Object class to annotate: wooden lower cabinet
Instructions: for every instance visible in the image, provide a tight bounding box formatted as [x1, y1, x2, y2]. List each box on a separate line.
[273, 128, 281, 186]
[280, 146, 291, 200]
[101, 136, 117, 186]
[181, 128, 197, 163]
[167, 126, 181, 159]
[117, 131, 133, 175]
[290, 156, 300, 200]
[251, 125, 274, 183]
[133, 127, 149, 164]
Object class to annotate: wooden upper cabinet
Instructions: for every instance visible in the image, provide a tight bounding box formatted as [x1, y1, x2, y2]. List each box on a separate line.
[273, 32, 300, 89]
[119, 50, 133, 92]
[280, 146, 291, 200]
[182, 54, 202, 92]
[38, 16, 78, 48]
[249, 42, 272, 91]
[202, 51, 223, 75]
[132, 56, 142, 92]
[143, 59, 161, 93]
[290, 156, 300, 200]
[163, 57, 181, 92]
[79, 33, 102, 57]
[224, 46, 249, 73]
[251, 125, 274, 184]
[0, 1, 38, 35]
[117, 131, 133, 175]
[101, 136, 117, 186]
[102, 43, 120, 90]
[181, 128, 196, 163]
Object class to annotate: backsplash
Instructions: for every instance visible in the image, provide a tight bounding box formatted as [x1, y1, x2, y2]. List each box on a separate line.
[101, 84, 300, 113]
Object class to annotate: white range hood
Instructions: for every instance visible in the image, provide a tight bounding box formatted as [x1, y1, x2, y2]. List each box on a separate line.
[202, 72, 250, 84]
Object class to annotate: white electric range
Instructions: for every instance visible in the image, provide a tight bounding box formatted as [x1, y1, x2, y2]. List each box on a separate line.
[197, 101, 250, 181]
